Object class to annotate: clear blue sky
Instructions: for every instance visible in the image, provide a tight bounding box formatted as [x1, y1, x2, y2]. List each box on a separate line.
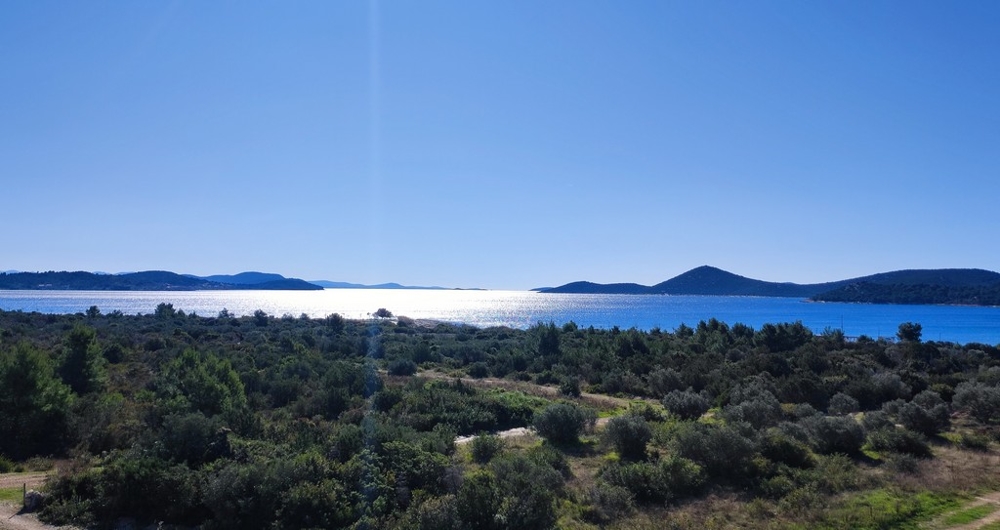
[3, 1, 998, 290]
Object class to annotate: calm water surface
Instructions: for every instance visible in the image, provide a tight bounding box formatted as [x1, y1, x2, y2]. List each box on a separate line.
[1, 289, 998, 345]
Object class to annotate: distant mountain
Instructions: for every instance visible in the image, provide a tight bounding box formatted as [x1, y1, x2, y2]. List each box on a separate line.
[0, 270, 323, 291]
[648, 266, 844, 297]
[541, 281, 650, 295]
[309, 280, 447, 290]
[541, 266, 1000, 306]
[542, 266, 842, 296]
[189, 272, 289, 285]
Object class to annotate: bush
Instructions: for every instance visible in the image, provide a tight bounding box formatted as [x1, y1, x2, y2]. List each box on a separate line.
[800, 415, 864, 455]
[604, 415, 652, 460]
[468, 362, 489, 379]
[898, 392, 950, 436]
[662, 388, 710, 420]
[828, 392, 860, 416]
[723, 393, 781, 429]
[584, 483, 635, 524]
[672, 422, 756, 478]
[558, 377, 581, 397]
[867, 428, 932, 458]
[0, 454, 15, 473]
[953, 382, 1000, 424]
[388, 358, 418, 376]
[533, 403, 595, 445]
[470, 435, 505, 464]
[861, 410, 894, 433]
[759, 428, 813, 469]
[958, 431, 991, 451]
[599, 454, 704, 504]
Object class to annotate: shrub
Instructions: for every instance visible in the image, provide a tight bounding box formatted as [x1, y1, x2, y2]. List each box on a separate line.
[828, 392, 860, 416]
[470, 434, 505, 464]
[953, 382, 1000, 424]
[672, 422, 756, 478]
[898, 392, 950, 436]
[468, 362, 489, 379]
[800, 415, 864, 455]
[558, 377, 581, 397]
[388, 358, 418, 376]
[759, 428, 813, 469]
[533, 403, 595, 445]
[584, 483, 635, 523]
[723, 393, 782, 429]
[861, 410, 894, 433]
[662, 388, 710, 420]
[604, 415, 652, 460]
[0, 454, 15, 473]
[408, 495, 461, 530]
[867, 428, 932, 458]
[599, 454, 704, 504]
[958, 431, 991, 451]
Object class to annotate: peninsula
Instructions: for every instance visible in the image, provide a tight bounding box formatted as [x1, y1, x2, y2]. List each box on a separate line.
[541, 266, 1000, 306]
[0, 270, 323, 291]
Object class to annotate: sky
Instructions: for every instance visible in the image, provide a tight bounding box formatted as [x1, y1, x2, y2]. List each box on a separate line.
[2, 1, 999, 290]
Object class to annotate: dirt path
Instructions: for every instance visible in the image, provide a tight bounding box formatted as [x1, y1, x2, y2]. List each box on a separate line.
[0, 473, 80, 530]
[0, 474, 46, 491]
[925, 491, 1000, 530]
[454, 417, 611, 445]
[406, 370, 642, 412]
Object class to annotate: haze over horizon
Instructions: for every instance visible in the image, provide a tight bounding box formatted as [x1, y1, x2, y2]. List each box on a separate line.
[3, 2, 998, 290]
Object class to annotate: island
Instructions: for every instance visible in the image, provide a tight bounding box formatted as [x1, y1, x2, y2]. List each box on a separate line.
[541, 265, 1000, 306]
[0, 270, 323, 291]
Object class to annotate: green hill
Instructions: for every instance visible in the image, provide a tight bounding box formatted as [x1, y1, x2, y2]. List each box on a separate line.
[541, 266, 1000, 305]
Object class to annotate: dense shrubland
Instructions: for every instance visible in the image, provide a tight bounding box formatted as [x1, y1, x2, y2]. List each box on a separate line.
[2, 307, 1000, 528]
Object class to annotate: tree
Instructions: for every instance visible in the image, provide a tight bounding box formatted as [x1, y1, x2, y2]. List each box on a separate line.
[662, 389, 710, 421]
[457, 471, 502, 530]
[374, 308, 394, 319]
[898, 390, 950, 435]
[897, 322, 923, 343]
[58, 325, 106, 394]
[604, 415, 652, 460]
[155, 302, 177, 319]
[0, 342, 73, 459]
[533, 403, 594, 445]
[160, 349, 247, 417]
[536, 322, 561, 357]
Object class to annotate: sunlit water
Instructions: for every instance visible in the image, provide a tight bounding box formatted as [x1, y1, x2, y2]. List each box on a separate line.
[1, 289, 998, 345]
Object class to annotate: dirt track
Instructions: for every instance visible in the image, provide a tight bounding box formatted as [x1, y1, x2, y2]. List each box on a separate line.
[0, 473, 77, 530]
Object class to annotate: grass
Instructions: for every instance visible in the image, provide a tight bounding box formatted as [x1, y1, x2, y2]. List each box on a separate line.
[811, 488, 963, 530]
[979, 521, 1000, 530]
[941, 503, 999, 526]
[0, 487, 23, 503]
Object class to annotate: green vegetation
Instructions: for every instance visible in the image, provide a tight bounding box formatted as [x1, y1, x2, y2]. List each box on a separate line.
[942, 503, 999, 525]
[0, 487, 23, 503]
[2, 309, 1000, 528]
[544, 265, 1000, 305]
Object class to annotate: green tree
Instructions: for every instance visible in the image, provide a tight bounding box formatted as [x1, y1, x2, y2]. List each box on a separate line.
[897, 322, 923, 343]
[155, 302, 177, 319]
[160, 349, 247, 418]
[533, 403, 594, 445]
[0, 342, 73, 459]
[604, 415, 652, 460]
[457, 470, 502, 530]
[58, 325, 106, 394]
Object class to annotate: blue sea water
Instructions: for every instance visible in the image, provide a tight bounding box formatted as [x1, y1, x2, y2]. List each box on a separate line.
[1, 289, 998, 345]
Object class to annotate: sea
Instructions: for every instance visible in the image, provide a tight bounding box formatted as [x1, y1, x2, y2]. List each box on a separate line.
[1, 289, 998, 345]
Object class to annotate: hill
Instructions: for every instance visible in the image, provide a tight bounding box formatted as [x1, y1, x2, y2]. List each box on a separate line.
[0, 270, 323, 291]
[309, 280, 447, 290]
[191, 272, 289, 285]
[541, 266, 1000, 305]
